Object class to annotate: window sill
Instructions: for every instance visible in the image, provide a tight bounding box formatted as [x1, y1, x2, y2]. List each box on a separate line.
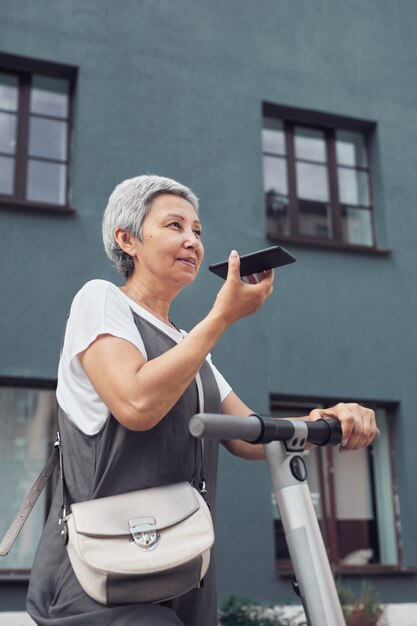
[0, 570, 30, 582]
[335, 564, 416, 576]
[267, 233, 391, 256]
[276, 561, 416, 577]
[0, 196, 76, 214]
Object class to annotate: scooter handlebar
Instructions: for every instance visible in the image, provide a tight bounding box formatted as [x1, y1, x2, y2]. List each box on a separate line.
[189, 413, 342, 446]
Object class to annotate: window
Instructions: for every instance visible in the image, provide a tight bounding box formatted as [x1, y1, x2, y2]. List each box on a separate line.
[262, 104, 376, 250]
[0, 53, 76, 210]
[0, 382, 57, 573]
[270, 396, 406, 574]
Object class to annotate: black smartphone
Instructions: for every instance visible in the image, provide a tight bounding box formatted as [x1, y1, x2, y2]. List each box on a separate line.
[208, 245, 296, 279]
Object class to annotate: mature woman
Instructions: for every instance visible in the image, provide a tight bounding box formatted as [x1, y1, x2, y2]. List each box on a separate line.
[27, 175, 377, 626]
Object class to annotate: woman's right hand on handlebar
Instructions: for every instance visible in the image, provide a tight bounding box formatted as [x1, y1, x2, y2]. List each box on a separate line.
[211, 250, 274, 326]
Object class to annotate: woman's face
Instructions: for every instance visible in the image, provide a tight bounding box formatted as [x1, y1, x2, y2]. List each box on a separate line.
[134, 193, 204, 289]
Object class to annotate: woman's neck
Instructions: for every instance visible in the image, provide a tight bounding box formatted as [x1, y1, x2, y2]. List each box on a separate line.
[122, 279, 175, 328]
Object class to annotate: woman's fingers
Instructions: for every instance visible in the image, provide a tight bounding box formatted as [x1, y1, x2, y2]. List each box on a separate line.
[309, 403, 377, 452]
[214, 252, 275, 326]
[247, 270, 273, 285]
[226, 249, 242, 282]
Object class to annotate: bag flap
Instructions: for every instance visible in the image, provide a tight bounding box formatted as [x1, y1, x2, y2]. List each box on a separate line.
[70, 482, 200, 537]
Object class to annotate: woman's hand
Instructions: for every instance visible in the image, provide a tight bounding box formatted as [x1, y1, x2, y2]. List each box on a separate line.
[308, 403, 378, 452]
[211, 250, 274, 327]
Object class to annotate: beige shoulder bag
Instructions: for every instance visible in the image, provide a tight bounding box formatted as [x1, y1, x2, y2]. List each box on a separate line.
[1, 372, 215, 605]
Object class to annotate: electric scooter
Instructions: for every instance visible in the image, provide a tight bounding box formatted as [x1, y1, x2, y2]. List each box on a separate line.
[189, 413, 346, 626]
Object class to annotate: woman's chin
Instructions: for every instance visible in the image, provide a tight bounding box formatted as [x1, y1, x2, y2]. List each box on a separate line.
[175, 271, 198, 288]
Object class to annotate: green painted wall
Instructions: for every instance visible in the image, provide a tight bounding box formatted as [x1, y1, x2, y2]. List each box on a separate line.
[1, 0, 416, 610]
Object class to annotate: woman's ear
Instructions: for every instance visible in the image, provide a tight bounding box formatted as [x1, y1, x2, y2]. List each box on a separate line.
[114, 228, 137, 256]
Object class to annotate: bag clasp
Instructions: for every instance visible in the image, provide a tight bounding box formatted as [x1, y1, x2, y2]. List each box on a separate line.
[129, 516, 161, 550]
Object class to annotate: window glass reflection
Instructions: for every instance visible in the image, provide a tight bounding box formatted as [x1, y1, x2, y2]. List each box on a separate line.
[338, 167, 370, 206]
[29, 117, 67, 160]
[342, 207, 373, 246]
[334, 411, 396, 564]
[296, 162, 329, 202]
[336, 130, 368, 167]
[263, 115, 375, 248]
[0, 73, 18, 112]
[0, 155, 15, 194]
[295, 126, 327, 163]
[372, 409, 398, 564]
[0, 111, 17, 154]
[0, 387, 57, 570]
[334, 447, 374, 564]
[27, 160, 67, 205]
[299, 199, 332, 239]
[266, 194, 289, 237]
[263, 155, 288, 196]
[262, 118, 286, 155]
[30, 75, 69, 118]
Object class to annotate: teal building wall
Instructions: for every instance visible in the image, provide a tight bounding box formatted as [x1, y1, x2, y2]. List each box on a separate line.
[0, 0, 416, 611]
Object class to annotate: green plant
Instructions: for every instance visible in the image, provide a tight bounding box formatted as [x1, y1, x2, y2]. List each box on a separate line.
[218, 582, 386, 626]
[336, 581, 386, 626]
[218, 595, 306, 626]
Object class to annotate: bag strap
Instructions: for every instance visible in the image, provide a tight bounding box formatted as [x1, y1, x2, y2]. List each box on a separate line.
[0, 433, 61, 557]
[194, 371, 208, 498]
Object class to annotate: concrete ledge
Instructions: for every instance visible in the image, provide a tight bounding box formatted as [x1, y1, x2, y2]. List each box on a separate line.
[384, 603, 417, 626]
[270, 604, 417, 626]
[0, 615, 35, 625]
[2, 604, 417, 625]
[280, 604, 417, 625]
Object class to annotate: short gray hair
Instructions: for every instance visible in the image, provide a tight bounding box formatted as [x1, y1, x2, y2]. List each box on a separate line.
[102, 174, 199, 277]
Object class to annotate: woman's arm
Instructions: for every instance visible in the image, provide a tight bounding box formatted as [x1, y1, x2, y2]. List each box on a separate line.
[220, 391, 266, 460]
[79, 252, 274, 431]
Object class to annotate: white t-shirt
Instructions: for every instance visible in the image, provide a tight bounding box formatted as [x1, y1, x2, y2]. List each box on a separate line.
[57, 279, 232, 435]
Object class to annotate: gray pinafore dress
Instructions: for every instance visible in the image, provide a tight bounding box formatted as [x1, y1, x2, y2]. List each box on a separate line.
[27, 311, 221, 626]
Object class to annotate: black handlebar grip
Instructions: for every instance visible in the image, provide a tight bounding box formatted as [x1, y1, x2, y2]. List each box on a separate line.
[307, 418, 342, 446]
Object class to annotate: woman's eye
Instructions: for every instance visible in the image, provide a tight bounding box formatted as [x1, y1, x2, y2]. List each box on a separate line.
[168, 222, 201, 237]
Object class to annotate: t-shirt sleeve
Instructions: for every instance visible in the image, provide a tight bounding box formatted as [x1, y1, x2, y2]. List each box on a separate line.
[62, 279, 231, 404]
[64, 280, 147, 363]
[205, 354, 232, 403]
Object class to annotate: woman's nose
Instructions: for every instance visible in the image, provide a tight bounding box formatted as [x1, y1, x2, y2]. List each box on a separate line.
[183, 231, 200, 248]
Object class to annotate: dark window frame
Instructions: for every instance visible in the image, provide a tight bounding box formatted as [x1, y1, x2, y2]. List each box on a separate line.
[269, 393, 415, 578]
[0, 52, 77, 213]
[263, 102, 390, 255]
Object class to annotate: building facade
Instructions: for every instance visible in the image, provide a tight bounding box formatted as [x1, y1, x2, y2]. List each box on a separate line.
[1, 0, 416, 612]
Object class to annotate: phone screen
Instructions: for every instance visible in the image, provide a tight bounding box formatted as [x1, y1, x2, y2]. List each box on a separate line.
[208, 245, 296, 279]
